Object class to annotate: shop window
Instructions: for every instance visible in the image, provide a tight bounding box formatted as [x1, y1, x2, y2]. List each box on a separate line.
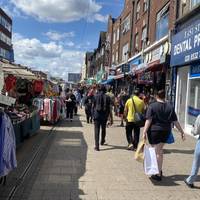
[187, 78, 200, 125]
[143, 0, 149, 12]
[191, 0, 200, 8]
[136, 1, 140, 20]
[156, 4, 169, 41]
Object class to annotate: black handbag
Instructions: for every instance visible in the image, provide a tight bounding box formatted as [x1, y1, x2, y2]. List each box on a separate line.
[132, 97, 145, 127]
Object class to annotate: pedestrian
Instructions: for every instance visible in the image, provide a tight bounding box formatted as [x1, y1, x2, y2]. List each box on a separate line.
[65, 89, 76, 122]
[184, 115, 200, 188]
[142, 89, 185, 181]
[124, 89, 145, 151]
[93, 85, 111, 151]
[106, 88, 115, 125]
[118, 89, 129, 127]
[84, 90, 94, 123]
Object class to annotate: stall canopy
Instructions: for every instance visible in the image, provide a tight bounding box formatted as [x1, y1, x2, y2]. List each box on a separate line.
[2, 62, 38, 80]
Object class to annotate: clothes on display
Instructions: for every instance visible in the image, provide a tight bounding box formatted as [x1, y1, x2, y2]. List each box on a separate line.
[0, 111, 17, 178]
[33, 97, 66, 123]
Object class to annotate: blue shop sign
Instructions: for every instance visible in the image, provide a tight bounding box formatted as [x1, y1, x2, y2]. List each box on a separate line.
[171, 18, 200, 67]
[190, 64, 200, 77]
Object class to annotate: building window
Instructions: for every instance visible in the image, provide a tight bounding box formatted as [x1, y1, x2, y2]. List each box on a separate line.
[122, 15, 130, 34]
[112, 54, 115, 64]
[0, 32, 11, 46]
[136, 1, 140, 20]
[116, 28, 120, 41]
[122, 43, 129, 62]
[113, 31, 116, 44]
[156, 4, 169, 41]
[187, 78, 200, 125]
[0, 47, 10, 60]
[116, 51, 118, 63]
[141, 26, 147, 47]
[143, 0, 148, 12]
[0, 15, 12, 32]
[135, 33, 139, 51]
[191, 0, 200, 8]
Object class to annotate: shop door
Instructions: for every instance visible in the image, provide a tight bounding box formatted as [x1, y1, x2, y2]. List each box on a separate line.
[176, 67, 188, 128]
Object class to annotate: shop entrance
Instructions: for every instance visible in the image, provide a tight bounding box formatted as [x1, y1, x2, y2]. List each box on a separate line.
[176, 67, 189, 129]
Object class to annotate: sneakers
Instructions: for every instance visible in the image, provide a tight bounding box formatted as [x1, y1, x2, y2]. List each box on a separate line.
[100, 140, 106, 145]
[150, 175, 162, 181]
[184, 179, 194, 188]
[127, 144, 134, 151]
[94, 147, 100, 151]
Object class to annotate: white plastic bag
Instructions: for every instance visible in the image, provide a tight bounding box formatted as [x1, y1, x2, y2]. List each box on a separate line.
[144, 145, 159, 175]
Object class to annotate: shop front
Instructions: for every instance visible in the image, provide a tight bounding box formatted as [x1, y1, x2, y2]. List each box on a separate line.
[171, 17, 200, 134]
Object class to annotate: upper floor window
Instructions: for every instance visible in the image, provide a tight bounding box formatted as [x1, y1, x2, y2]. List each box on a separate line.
[122, 15, 130, 34]
[141, 26, 147, 47]
[0, 32, 11, 46]
[143, 0, 149, 12]
[116, 28, 120, 41]
[122, 43, 129, 62]
[136, 1, 140, 20]
[135, 33, 139, 51]
[115, 51, 118, 63]
[191, 0, 200, 8]
[156, 4, 169, 41]
[113, 31, 116, 44]
[0, 15, 12, 32]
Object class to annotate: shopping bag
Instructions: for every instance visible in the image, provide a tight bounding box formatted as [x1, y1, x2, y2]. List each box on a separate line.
[144, 145, 159, 175]
[134, 139, 145, 163]
[166, 132, 175, 144]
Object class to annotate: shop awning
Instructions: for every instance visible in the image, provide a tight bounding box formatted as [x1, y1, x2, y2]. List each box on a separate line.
[2, 62, 38, 80]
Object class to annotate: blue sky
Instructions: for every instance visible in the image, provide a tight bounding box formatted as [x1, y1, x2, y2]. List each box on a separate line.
[0, 0, 124, 80]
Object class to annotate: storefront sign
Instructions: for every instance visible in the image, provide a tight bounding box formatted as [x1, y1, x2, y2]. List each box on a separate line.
[190, 64, 200, 77]
[171, 18, 200, 66]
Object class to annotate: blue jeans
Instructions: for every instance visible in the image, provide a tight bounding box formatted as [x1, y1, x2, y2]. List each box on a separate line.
[186, 139, 200, 184]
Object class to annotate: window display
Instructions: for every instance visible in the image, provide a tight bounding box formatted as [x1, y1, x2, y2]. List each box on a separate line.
[187, 78, 200, 125]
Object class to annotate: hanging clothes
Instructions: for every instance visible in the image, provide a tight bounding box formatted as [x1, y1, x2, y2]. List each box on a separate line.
[0, 112, 17, 177]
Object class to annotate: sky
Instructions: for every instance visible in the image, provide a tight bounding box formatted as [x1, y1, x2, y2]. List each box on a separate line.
[0, 0, 124, 81]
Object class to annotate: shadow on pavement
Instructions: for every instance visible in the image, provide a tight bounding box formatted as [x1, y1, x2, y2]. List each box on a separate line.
[8, 117, 88, 200]
[150, 174, 200, 187]
[99, 144, 127, 151]
[164, 149, 194, 154]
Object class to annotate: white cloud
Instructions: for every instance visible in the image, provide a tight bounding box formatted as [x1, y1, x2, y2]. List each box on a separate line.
[11, 0, 107, 23]
[66, 41, 75, 47]
[12, 33, 84, 80]
[45, 31, 75, 41]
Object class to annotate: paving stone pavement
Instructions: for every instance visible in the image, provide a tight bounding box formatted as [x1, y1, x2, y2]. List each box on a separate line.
[2, 110, 200, 200]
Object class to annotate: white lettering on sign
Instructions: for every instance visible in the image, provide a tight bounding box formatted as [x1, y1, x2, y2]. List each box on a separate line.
[174, 38, 192, 55]
[194, 33, 200, 48]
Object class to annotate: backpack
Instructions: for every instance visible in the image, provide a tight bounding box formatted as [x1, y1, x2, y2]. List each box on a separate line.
[191, 115, 200, 136]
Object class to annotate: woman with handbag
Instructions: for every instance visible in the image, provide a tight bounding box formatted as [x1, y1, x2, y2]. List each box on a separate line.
[142, 90, 185, 181]
[184, 115, 200, 188]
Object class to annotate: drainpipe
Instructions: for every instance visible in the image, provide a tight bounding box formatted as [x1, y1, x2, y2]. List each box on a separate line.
[130, 0, 135, 55]
[146, 0, 151, 45]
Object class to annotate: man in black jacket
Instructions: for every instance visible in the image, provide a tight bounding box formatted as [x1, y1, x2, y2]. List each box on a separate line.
[93, 85, 111, 151]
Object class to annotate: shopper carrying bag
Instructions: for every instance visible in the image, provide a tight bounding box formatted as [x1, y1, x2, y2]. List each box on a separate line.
[135, 139, 146, 163]
[144, 145, 159, 176]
